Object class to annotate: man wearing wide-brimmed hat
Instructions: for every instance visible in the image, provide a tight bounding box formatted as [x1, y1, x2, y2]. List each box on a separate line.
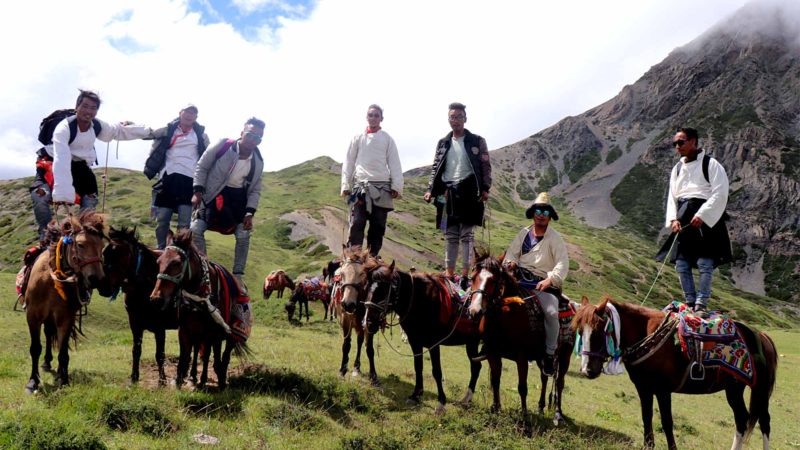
[503, 192, 568, 376]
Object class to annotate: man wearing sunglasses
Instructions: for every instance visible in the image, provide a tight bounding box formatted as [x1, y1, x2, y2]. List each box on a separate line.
[341, 104, 403, 257]
[190, 117, 265, 294]
[657, 127, 731, 315]
[502, 192, 568, 376]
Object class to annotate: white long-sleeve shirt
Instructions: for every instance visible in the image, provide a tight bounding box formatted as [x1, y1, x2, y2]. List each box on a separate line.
[51, 117, 152, 203]
[664, 150, 729, 228]
[504, 225, 569, 288]
[340, 129, 403, 195]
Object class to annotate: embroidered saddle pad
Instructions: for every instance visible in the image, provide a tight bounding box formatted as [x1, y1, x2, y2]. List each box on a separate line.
[212, 262, 252, 344]
[436, 277, 477, 334]
[517, 287, 576, 345]
[302, 278, 329, 302]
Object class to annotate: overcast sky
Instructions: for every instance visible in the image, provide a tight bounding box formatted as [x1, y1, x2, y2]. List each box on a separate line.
[0, 0, 753, 181]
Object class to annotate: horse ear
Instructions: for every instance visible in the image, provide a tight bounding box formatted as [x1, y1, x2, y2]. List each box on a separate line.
[596, 297, 609, 317]
[165, 229, 174, 246]
[581, 295, 590, 306]
[389, 260, 395, 271]
[498, 251, 506, 264]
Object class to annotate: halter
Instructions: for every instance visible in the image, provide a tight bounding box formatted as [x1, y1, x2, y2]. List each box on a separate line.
[52, 231, 103, 301]
[156, 245, 191, 285]
[576, 303, 624, 375]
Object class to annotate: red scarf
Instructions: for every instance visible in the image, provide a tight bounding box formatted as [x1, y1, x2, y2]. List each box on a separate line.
[366, 126, 381, 134]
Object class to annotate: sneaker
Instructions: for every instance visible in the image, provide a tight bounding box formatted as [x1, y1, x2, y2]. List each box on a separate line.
[693, 303, 707, 317]
[460, 276, 470, 291]
[542, 354, 555, 376]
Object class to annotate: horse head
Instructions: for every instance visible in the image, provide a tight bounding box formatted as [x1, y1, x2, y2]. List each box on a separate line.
[338, 247, 375, 314]
[50, 211, 108, 293]
[467, 249, 510, 317]
[363, 260, 396, 334]
[572, 295, 614, 379]
[101, 226, 143, 296]
[150, 229, 196, 304]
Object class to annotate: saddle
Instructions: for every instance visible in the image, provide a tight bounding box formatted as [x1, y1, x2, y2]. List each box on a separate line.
[516, 287, 576, 345]
[436, 277, 477, 334]
[15, 245, 47, 308]
[211, 263, 252, 343]
[302, 278, 329, 302]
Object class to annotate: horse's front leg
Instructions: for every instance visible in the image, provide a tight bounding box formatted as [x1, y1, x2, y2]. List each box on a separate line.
[516, 356, 529, 417]
[430, 345, 447, 415]
[175, 329, 191, 388]
[42, 325, 54, 372]
[365, 332, 379, 386]
[635, 384, 656, 449]
[655, 391, 676, 450]
[725, 384, 749, 450]
[538, 368, 548, 415]
[154, 328, 167, 386]
[488, 356, 503, 413]
[339, 330, 352, 377]
[352, 331, 364, 377]
[460, 340, 481, 406]
[55, 322, 72, 387]
[408, 343, 425, 404]
[552, 349, 569, 426]
[304, 300, 310, 322]
[26, 321, 42, 394]
[129, 325, 144, 385]
[199, 342, 211, 387]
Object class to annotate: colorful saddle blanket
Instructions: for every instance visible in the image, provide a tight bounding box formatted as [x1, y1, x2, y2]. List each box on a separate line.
[436, 277, 477, 334]
[302, 278, 330, 302]
[212, 262, 252, 344]
[664, 301, 754, 385]
[517, 287, 576, 344]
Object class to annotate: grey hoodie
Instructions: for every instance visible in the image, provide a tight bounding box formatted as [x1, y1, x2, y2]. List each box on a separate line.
[193, 138, 264, 215]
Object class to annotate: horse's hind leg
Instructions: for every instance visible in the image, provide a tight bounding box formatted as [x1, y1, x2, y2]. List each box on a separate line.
[654, 390, 676, 450]
[190, 344, 200, 384]
[42, 322, 55, 372]
[460, 341, 481, 406]
[516, 356, 529, 417]
[725, 384, 749, 450]
[552, 349, 570, 426]
[26, 321, 42, 393]
[175, 329, 191, 388]
[429, 346, 447, 414]
[538, 370, 548, 415]
[365, 333, 379, 386]
[215, 340, 232, 390]
[129, 326, 144, 384]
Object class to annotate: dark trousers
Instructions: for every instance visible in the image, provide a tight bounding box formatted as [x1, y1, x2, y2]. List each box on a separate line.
[348, 199, 389, 257]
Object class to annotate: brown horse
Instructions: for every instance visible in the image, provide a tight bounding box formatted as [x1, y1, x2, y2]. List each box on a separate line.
[286, 278, 330, 322]
[465, 251, 575, 424]
[263, 270, 295, 299]
[150, 231, 251, 389]
[24, 211, 108, 393]
[363, 260, 482, 414]
[335, 248, 380, 384]
[573, 296, 778, 450]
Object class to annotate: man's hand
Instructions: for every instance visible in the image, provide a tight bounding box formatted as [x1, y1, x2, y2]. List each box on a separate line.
[690, 216, 705, 228]
[423, 192, 432, 203]
[480, 191, 489, 202]
[390, 190, 399, 199]
[191, 192, 202, 207]
[670, 220, 681, 233]
[243, 215, 254, 231]
[504, 261, 518, 271]
[536, 277, 553, 291]
[341, 190, 350, 198]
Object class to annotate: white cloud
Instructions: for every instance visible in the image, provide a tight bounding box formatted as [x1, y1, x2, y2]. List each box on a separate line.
[0, 0, 759, 182]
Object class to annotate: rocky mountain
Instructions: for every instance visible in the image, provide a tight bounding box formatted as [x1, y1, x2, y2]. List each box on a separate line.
[491, 1, 800, 302]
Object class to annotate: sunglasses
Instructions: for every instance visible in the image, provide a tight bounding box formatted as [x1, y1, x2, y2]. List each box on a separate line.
[244, 132, 263, 142]
[448, 115, 466, 121]
[534, 209, 550, 217]
[673, 139, 686, 147]
[367, 113, 381, 118]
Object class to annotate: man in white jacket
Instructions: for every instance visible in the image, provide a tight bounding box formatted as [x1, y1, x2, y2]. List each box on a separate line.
[35, 90, 152, 219]
[340, 104, 403, 257]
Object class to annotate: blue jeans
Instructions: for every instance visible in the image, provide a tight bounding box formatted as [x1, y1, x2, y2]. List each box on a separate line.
[190, 218, 250, 276]
[675, 257, 714, 307]
[155, 205, 192, 250]
[31, 185, 98, 241]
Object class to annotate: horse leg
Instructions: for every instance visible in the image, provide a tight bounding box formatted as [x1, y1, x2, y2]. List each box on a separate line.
[129, 326, 144, 385]
[304, 300, 310, 322]
[216, 340, 233, 390]
[538, 370, 548, 415]
[352, 332, 364, 377]
[199, 342, 211, 387]
[154, 328, 167, 386]
[175, 329, 191, 388]
[430, 345, 447, 415]
[488, 356, 503, 413]
[190, 344, 200, 384]
[408, 343, 425, 405]
[634, 384, 656, 449]
[725, 384, 749, 450]
[460, 340, 481, 406]
[655, 391, 676, 450]
[42, 322, 55, 372]
[516, 356, 529, 417]
[55, 322, 72, 387]
[365, 333, 379, 386]
[552, 349, 570, 426]
[26, 321, 42, 394]
[339, 332, 351, 377]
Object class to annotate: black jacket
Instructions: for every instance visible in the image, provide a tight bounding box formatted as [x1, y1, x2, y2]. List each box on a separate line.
[143, 119, 208, 180]
[427, 129, 492, 197]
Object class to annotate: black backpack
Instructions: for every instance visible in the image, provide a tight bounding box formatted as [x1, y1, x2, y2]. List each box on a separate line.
[675, 154, 711, 182]
[38, 109, 101, 146]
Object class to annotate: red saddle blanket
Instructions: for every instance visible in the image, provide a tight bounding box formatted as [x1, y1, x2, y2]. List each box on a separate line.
[302, 278, 329, 302]
[436, 278, 477, 334]
[212, 263, 252, 344]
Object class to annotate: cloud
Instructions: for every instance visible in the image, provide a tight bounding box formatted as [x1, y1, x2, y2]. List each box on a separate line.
[1, 0, 758, 182]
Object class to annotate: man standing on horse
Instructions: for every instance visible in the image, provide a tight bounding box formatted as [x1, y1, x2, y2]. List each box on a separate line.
[144, 104, 210, 249]
[657, 127, 731, 315]
[423, 102, 491, 290]
[502, 192, 567, 376]
[32, 90, 153, 238]
[341, 104, 403, 257]
[190, 117, 265, 294]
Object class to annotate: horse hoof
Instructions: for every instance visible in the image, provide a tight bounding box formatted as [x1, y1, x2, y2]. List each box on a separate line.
[351, 370, 360, 378]
[552, 413, 563, 426]
[369, 376, 381, 387]
[435, 403, 446, 415]
[25, 380, 38, 395]
[458, 390, 474, 406]
[41, 363, 52, 372]
[406, 397, 421, 406]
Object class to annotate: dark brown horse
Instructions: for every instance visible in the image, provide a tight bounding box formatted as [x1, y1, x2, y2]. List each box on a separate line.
[465, 251, 575, 424]
[150, 231, 250, 389]
[363, 261, 482, 414]
[286, 278, 330, 322]
[263, 270, 295, 299]
[573, 296, 778, 450]
[24, 211, 108, 393]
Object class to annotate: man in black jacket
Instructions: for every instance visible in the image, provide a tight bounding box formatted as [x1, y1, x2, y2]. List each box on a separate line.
[144, 104, 210, 249]
[424, 103, 492, 288]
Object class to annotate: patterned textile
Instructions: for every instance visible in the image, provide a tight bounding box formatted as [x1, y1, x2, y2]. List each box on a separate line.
[518, 287, 575, 344]
[302, 278, 330, 302]
[437, 278, 477, 334]
[212, 263, 252, 343]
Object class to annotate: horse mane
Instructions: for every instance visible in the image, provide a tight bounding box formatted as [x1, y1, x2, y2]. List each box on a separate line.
[172, 229, 197, 254]
[108, 226, 139, 245]
[78, 211, 107, 237]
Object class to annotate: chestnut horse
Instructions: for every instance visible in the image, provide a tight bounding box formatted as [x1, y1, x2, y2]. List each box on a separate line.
[263, 270, 295, 299]
[150, 231, 250, 389]
[466, 251, 575, 424]
[286, 278, 330, 322]
[24, 211, 108, 393]
[364, 261, 482, 414]
[573, 296, 778, 450]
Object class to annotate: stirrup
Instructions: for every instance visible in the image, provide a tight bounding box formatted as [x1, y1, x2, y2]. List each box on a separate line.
[689, 361, 705, 380]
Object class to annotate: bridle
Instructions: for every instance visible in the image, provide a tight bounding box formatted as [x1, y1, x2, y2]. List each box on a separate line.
[156, 245, 191, 286]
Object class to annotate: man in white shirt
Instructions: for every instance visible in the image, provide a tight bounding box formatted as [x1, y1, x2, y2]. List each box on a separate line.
[145, 104, 210, 249]
[340, 104, 403, 257]
[31, 90, 153, 235]
[657, 127, 732, 314]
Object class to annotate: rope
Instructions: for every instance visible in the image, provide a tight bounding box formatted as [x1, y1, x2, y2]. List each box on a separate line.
[101, 140, 110, 213]
[640, 230, 681, 306]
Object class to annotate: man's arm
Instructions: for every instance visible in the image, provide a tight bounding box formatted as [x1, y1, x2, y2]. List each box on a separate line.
[478, 136, 491, 201]
[694, 159, 729, 228]
[96, 119, 153, 142]
[424, 140, 444, 202]
[546, 234, 569, 289]
[51, 120, 76, 203]
[341, 135, 359, 195]
[665, 165, 679, 229]
[386, 135, 403, 197]
[503, 228, 526, 268]
[192, 139, 224, 203]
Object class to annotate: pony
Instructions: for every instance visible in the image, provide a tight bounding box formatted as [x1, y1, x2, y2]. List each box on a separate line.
[363, 260, 482, 414]
[573, 296, 778, 450]
[465, 251, 575, 424]
[24, 211, 108, 393]
[335, 248, 381, 384]
[263, 270, 295, 299]
[150, 230, 251, 390]
[285, 278, 330, 322]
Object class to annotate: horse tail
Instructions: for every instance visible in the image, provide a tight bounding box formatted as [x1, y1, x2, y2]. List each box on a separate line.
[739, 323, 777, 441]
[232, 340, 252, 360]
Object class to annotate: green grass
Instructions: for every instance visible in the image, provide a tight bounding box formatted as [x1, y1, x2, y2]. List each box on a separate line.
[565, 149, 601, 183]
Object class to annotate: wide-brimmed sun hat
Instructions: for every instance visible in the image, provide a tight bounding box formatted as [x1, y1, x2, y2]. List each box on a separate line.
[525, 192, 559, 221]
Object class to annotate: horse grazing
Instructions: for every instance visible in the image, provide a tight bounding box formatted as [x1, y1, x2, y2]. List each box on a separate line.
[150, 231, 251, 389]
[263, 270, 295, 299]
[24, 211, 108, 393]
[573, 296, 778, 450]
[286, 278, 330, 322]
[335, 248, 381, 384]
[364, 261, 482, 414]
[466, 251, 575, 424]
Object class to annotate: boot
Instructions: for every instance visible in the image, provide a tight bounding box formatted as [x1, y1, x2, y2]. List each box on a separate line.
[542, 353, 555, 377]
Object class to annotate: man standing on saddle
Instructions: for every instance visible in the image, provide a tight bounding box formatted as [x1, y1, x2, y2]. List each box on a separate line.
[657, 127, 731, 315]
[144, 104, 210, 249]
[341, 104, 403, 257]
[31, 90, 153, 240]
[502, 192, 568, 376]
[423, 102, 491, 290]
[190, 117, 265, 294]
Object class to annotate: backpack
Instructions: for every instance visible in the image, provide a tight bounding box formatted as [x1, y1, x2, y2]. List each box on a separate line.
[143, 119, 207, 179]
[38, 109, 102, 146]
[675, 154, 711, 182]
